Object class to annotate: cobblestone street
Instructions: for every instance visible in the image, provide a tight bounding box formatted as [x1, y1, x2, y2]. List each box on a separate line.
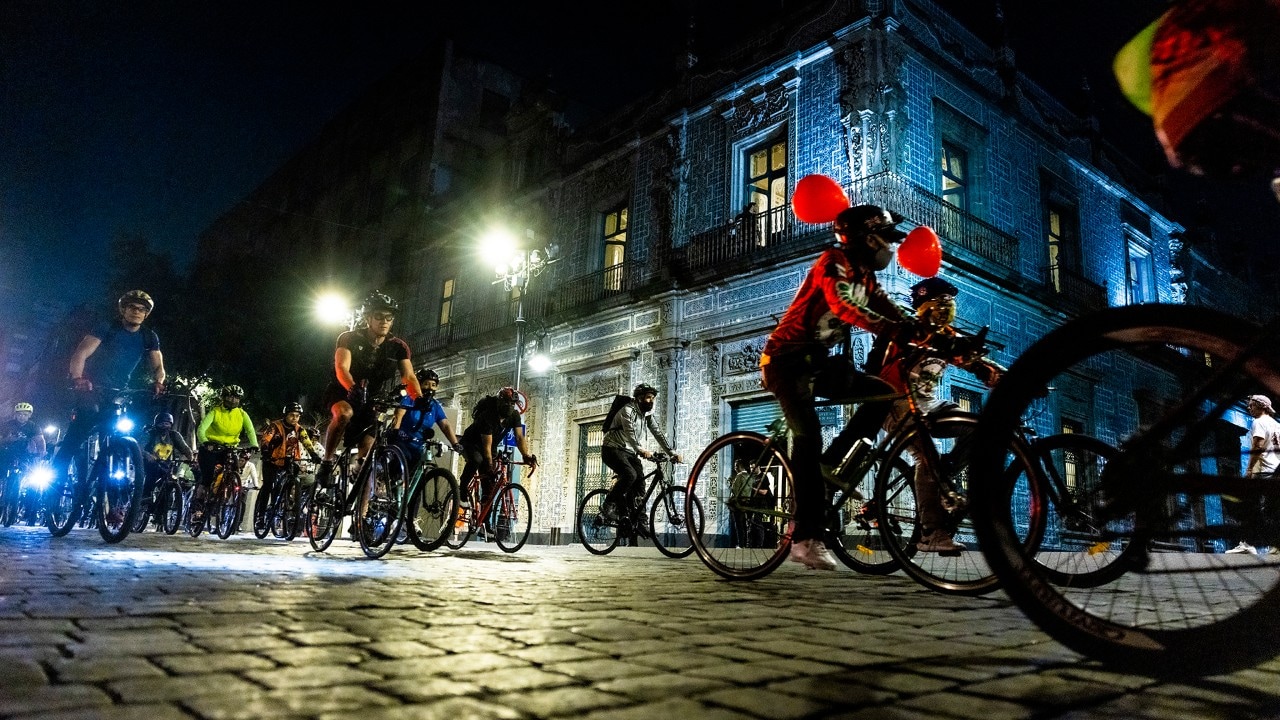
[2, 526, 1280, 719]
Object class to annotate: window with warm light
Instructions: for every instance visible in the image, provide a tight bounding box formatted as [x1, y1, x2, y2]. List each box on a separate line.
[1060, 418, 1082, 492]
[1125, 233, 1157, 304]
[744, 133, 788, 244]
[603, 204, 628, 290]
[941, 142, 967, 210]
[438, 278, 455, 326]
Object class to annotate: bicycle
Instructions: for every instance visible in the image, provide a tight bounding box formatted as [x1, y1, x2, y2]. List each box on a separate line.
[131, 457, 194, 535]
[194, 445, 255, 540]
[443, 440, 534, 553]
[45, 388, 148, 543]
[576, 452, 703, 558]
[970, 303, 1280, 676]
[402, 438, 461, 553]
[253, 455, 309, 541]
[0, 452, 30, 527]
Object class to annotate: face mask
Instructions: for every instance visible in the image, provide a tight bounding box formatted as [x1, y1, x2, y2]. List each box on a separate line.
[637, 399, 655, 414]
[872, 246, 893, 270]
[420, 386, 436, 399]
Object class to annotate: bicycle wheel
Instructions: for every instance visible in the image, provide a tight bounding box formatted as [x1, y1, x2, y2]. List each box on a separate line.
[212, 473, 241, 540]
[356, 446, 409, 559]
[650, 486, 701, 558]
[160, 484, 183, 535]
[96, 442, 145, 544]
[686, 431, 794, 580]
[577, 488, 618, 555]
[46, 452, 86, 537]
[405, 468, 458, 551]
[1018, 433, 1142, 588]
[443, 483, 479, 550]
[252, 483, 272, 539]
[493, 483, 531, 553]
[971, 303, 1280, 676]
[829, 455, 908, 575]
[306, 473, 342, 552]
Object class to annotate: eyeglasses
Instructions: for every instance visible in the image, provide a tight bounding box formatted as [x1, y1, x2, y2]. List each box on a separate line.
[369, 312, 395, 322]
[122, 303, 150, 313]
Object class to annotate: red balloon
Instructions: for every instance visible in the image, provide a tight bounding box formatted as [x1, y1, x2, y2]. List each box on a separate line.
[791, 174, 849, 224]
[898, 226, 942, 277]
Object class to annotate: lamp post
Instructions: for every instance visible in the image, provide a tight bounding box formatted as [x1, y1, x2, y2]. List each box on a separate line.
[481, 228, 558, 391]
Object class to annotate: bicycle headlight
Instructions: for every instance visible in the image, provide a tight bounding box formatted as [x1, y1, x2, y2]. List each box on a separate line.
[22, 466, 53, 490]
[115, 416, 135, 434]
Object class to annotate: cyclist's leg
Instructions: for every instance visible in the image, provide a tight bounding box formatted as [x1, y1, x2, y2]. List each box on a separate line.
[762, 355, 832, 568]
[823, 373, 896, 468]
[601, 446, 641, 517]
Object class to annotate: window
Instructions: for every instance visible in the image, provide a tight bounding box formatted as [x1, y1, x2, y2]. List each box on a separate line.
[953, 387, 982, 413]
[1060, 419, 1082, 492]
[1125, 234, 1157, 304]
[602, 204, 628, 290]
[941, 143, 967, 210]
[438, 278, 455, 326]
[744, 134, 788, 242]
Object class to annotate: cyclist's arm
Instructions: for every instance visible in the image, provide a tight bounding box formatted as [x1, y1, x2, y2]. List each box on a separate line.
[480, 432, 495, 466]
[68, 335, 101, 386]
[240, 411, 259, 448]
[196, 409, 214, 444]
[816, 252, 913, 335]
[435, 417, 462, 447]
[513, 426, 536, 467]
[392, 407, 407, 429]
[147, 349, 165, 390]
[398, 359, 421, 401]
[299, 429, 321, 458]
[646, 414, 677, 460]
[334, 347, 355, 392]
[617, 405, 648, 457]
[29, 433, 46, 457]
[171, 431, 194, 461]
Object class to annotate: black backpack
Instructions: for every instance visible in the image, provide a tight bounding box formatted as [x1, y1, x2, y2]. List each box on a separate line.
[602, 394, 632, 432]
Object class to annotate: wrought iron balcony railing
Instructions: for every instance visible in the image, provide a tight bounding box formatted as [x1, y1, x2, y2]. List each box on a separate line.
[1036, 264, 1108, 315]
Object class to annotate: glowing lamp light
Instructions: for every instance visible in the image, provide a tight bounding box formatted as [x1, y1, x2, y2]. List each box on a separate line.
[23, 466, 53, 490]
[898, 226, 942, 277]
[315, 293, 352, 326]
[480, 228, 520, 273]
[792, 174, 850, 224]
[528, 353, 553, 373]
[43, 425, 58, 435]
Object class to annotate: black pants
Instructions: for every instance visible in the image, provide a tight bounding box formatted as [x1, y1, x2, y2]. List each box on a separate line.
[762, 350, 894, 542]
[459, 439, 497, 509]
[601, 446, 644, 512]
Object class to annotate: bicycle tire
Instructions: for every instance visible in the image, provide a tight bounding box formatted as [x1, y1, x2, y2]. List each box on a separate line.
[1021, 433, 1144, 588]
[650, 486, 701, 559]
[252, 483, 272, 539]
[1, 476, 18, 528]
[46, 452, 86, 537]
[306, 474, 342, 552]
[357, 445, 409, 559]
[971, 303, 1280, 676]
[829, 455, 909, 575]
[213, 472, 241, 540]
[686, 431, 794, 580]
[96, 442, 145, 544]
[160, 484, 183, 535]
[875, 412, 1024, 596]
[443, 483, 479, 550]
[278, 471, 303, 540]
[405, 468, 458, 551]
[493, 483, 531, 553]
[577, 488, 619, 555]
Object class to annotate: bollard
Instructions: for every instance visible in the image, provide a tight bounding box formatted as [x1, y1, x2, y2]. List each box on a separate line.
[549, 527, 562, 545]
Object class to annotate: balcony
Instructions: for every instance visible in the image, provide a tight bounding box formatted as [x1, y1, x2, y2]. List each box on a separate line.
[1033, 264, 1108, 316]
[668, 204, 831, 285]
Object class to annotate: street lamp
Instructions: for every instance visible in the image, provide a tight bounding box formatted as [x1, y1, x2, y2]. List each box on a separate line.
[315, 292, 357, 331]
[482, 227, 558, 391]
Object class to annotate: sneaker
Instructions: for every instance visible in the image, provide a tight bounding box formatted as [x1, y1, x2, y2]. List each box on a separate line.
[788, 538, 838, 571]
[1227, 542, 1257, 555]
[598, 502, 621, 524]
[916, 530, 966, 554]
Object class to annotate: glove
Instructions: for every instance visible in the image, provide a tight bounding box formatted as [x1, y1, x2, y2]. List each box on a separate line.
[890, 319, 926, 348]
[526, 453, 538, 469]
[451, 442, 465, 454]
[346, 385, 367, 407]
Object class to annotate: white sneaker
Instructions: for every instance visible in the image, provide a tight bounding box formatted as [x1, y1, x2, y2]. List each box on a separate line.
[1226, 542, 1257, 555]
[788, 538, 838, 571]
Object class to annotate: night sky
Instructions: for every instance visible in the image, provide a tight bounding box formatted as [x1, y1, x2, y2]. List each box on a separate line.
[6, 0, 1267, 317]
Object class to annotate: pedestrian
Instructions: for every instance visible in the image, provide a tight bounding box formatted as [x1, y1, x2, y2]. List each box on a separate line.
[1226, 394, 1280, 554]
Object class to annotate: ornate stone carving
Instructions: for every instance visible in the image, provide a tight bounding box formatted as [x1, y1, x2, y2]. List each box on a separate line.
[725, 84, 792, 137]
[838, 30, 909, 177]
[724, 344, 762, 376]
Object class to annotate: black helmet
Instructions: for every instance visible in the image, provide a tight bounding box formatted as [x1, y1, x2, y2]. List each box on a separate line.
[910, 277, 959, 309]
[416, 368, 439, 384]
[833, 205, 907, 242]
[118, 289, 155, 313]
[153, 412, 174, 426]
[497, 386, 528, 414]
[633, 382, 659, 398]
[360, 291, 399, 315]
[283, 402, 303, 415]
[221, 384, 244, 399]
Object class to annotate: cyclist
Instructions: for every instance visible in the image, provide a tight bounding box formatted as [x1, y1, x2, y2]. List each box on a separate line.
[316, 291, 422, 485]
[392, 368, 464, 473]
[141, 411, 196, 504]
[869, 276, 1002, 553]
[457, 387, 538, 527]
[598, 382, 683, 524]
[760, 204, 926, 570]
[53, 290, 165, 483]
[1, 402, 45, 503]
[193, 385, 258, 523]
[259, 402, 323, 514]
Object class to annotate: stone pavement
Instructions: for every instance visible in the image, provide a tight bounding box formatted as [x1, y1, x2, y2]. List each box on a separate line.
[2, 526, 1280, 720]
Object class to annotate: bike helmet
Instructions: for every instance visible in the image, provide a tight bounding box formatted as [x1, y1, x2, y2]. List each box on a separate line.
[14, 402, 33, 414]
[360, 291, 399, 316]
[153, 412, 174, 427]
[633, 383, 659, 398]
[910, 277, 959, 309]
[833, 205, 907, 242]
[117, 289, 155, 313]
[497, 386, 528, 414]
[283, 402, 303, 415]
[221, 384, 245, 399]
[416, 368, 439, 384]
